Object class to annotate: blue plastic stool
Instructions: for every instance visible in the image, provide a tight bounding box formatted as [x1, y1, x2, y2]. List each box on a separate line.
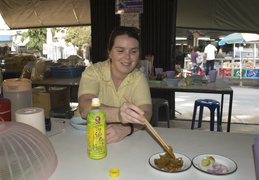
[150, 98, 170, 128]
[191, 99, 222, 131]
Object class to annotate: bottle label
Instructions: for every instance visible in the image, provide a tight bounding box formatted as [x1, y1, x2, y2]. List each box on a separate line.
[87, 111, 107, 159]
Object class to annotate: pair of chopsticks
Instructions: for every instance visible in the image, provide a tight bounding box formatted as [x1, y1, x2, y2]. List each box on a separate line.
[124, 96, 174, 157]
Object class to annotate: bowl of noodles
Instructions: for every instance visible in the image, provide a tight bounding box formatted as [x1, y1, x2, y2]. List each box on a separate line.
[149, 152, 192, 173]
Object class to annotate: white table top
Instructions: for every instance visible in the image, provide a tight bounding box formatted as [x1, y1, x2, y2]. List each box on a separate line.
[48, 120, 256, 180]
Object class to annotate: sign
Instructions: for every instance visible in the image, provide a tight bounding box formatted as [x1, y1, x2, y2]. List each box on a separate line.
[219, 68, 232, 76]
[120, 13, 140, 29]
[233, 69, 246, 77]
[246, 69, 259, 77]
[116, 0, 143, 14]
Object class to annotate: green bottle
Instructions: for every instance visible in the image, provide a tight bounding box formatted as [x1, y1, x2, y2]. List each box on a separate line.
[87, 98, 107, 159]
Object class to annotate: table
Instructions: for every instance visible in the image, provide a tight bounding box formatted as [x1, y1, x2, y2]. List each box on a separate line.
[32, 77, 80, 102]
[32, 78, 233, 132]
[32, 77, 80, 87]
[149, 79, 233, 132]
[48, 120, 256, 180]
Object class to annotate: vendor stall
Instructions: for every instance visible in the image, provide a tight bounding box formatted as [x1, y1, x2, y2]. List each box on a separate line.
[217, 34, 259, 81]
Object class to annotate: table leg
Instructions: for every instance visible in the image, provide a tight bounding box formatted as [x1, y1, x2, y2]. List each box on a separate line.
[220, 94, 224, 128]
[171, 92, 175, 119]
[227, 92, 233, 132]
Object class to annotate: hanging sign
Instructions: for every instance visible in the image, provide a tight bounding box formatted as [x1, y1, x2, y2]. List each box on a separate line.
[120, 13, 140, 29]
[116, 0, 143, 14]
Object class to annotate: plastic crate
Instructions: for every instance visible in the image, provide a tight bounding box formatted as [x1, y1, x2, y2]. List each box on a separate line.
[50, 66, 86, 77]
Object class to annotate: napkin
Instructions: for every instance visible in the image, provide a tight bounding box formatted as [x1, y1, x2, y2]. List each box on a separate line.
[15, 107, 46, 135]
[254, 136, 259, 180]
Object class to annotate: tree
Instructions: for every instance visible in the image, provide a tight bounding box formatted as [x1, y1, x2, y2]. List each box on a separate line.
[20, 27, 91, 58]
[21, 29, 47, 56]
[63, 26, 91, 58]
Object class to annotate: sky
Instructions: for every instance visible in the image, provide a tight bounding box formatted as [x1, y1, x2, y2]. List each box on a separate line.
[0, 14, 10, 30]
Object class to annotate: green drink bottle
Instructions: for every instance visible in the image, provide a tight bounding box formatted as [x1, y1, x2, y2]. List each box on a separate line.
[87, 98, 107, 159]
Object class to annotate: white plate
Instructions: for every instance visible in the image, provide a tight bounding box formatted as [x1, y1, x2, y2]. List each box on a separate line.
[192, 154, 237, 175]
[69, 117, 87, 131]
[149, 152, 192, 173]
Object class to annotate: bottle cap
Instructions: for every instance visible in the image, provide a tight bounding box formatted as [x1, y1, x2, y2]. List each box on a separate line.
[92, 98, 100, 106]
[109, 168, 120, 178]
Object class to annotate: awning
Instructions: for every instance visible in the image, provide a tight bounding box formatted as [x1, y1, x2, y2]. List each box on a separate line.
[0, 0, 91, 30]
[177, 0, 259, 33]
[1, 0, 259, 33]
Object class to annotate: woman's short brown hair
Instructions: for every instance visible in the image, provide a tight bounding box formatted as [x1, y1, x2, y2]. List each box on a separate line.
[107, 26, 141, 56]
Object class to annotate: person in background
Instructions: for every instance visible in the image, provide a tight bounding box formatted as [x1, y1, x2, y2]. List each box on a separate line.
[204, 41, 217, 75]
[216, 48, 226, 58]
[176, 50, 184, 68]
[77, 26, 152, 144]
[190, 46, 198, 74]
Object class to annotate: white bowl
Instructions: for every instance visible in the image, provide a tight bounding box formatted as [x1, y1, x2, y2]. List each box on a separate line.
[69, 117, 87, 131]
[164, 78, 179, 86]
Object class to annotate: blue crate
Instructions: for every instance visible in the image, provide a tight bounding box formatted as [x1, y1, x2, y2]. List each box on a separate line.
[50, 66, 86, 77]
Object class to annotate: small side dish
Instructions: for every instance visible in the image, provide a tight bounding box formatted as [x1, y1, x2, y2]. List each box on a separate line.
[199, 156, 229, 174]
[192, 154, 237, 175]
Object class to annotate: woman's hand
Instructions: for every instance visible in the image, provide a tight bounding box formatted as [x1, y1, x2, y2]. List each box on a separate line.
[118, 102, 145, 125]
[106, 124, 130, 144]
[78, 94, 97, 119]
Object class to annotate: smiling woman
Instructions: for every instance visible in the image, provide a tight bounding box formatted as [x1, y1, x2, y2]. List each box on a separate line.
[109, 34, 140, 80]
[76, 26, 152, 144]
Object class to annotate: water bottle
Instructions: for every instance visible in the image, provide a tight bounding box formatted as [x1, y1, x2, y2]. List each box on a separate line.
[2, 78, 32, 121]
[87, 98, 107, 159]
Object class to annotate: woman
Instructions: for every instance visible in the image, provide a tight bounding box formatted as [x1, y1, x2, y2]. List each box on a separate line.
[77, 26, 152, 144]
[190, 47, 198, 74]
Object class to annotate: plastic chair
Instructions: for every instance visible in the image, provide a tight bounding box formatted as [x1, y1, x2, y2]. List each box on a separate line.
[150, 98, 170, 128]
[191, 99, 222, 131]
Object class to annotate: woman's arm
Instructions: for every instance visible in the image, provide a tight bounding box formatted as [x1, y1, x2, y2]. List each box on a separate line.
[79, 94, 151, 125]
[106, 103, 152, 143]
[78, 94, 97, 119]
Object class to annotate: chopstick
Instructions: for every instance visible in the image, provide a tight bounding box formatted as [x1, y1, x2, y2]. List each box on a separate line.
[124, 96, 174, 157]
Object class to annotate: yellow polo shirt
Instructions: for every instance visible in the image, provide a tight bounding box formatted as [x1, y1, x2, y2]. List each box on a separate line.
[78, 59, 151, 107]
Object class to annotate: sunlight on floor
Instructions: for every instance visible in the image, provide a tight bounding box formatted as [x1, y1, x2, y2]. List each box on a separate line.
[235, 115, 254, 119]
[175, 97, 186, 102]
